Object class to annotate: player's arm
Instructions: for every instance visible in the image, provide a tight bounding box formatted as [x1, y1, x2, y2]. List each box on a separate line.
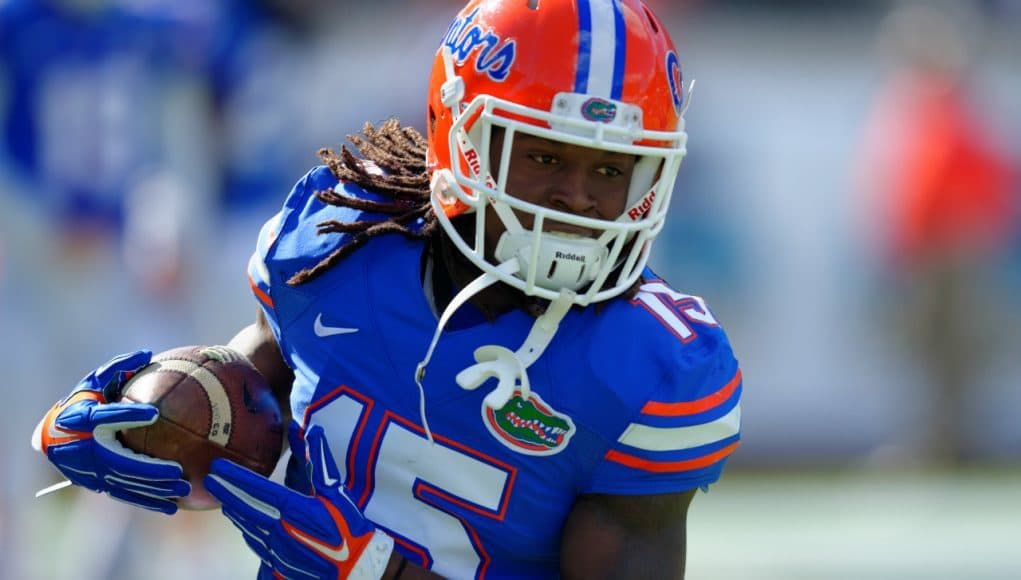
[560, 489, 697, 579]
[227, 308, 294, 424]
[221, 312, 447, 579]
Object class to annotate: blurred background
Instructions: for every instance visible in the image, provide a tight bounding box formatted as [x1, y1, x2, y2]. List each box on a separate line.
[2, 0, 1019, 578]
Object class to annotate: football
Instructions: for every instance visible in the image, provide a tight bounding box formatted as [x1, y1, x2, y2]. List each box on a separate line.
[117, 345, 284, 510]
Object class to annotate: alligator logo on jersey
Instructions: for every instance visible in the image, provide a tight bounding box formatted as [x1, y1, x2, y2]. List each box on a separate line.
[483, 391, 575, 456]
[581, 98, 618, 123]
[443, 7, 516, 82]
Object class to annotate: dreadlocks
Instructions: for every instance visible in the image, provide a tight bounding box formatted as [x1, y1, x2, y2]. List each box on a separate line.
[287, 118, 437, 286]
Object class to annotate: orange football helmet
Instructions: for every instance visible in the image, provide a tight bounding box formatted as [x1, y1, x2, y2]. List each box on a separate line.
[427, 0, 688, 305]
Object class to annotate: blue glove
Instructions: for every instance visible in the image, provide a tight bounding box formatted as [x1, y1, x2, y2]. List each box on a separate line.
[32, 350, 191, 515]
[205, 424, 395, 580]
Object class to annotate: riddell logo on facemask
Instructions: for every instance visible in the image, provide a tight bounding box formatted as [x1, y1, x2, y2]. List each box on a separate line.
[464, 148, 482, 176]
[627, 191, 656, 221]
[555, 251, 586, 262]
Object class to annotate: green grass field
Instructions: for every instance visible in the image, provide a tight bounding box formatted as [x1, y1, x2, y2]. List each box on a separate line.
[14, 466, 1021, 579]
[686, 467, 1021, 580]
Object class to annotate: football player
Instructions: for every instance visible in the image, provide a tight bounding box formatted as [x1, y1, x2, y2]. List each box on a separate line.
[34, 1, 743, 578]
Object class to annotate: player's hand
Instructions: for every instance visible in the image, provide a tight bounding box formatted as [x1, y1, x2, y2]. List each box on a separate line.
[205, 424, 394, 580]
[31, 350, 191, 515]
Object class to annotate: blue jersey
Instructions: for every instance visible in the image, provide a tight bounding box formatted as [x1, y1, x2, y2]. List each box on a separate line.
[0, 0, 269, 223]
[247, 166, 743, 579]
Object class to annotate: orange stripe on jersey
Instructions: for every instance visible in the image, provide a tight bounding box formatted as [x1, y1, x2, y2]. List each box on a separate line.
[247, 273, 274, 309]
[641, 369, 742, 417]
[605, 441, 740, 473]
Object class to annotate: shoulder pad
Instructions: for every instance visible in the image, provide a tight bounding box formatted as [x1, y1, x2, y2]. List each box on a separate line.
[582, 278, 742, 493]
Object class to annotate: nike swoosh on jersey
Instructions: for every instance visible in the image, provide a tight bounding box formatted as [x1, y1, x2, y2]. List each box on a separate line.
[314, 313, 359, 337]
[288, 527, 350, 562]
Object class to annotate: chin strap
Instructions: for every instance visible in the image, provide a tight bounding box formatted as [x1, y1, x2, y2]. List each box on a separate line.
[414, 259, 575, 443]
[455, 290, 574, 409]
[415, 259, 519, 442]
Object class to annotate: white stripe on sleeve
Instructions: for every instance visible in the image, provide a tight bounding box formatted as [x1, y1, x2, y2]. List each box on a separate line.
[617, 404, 741, 452]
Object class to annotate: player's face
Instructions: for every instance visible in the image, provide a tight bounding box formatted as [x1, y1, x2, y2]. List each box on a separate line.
[485, 131, 636, 247]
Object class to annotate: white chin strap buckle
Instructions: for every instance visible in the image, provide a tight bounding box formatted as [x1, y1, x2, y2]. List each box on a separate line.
[456, 346, 529, 409]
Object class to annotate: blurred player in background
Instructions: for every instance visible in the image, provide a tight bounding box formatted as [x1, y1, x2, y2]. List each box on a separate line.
[0, 2, 224, 578]
[859, 4, 1018, 466]
[32, 1, 743, 578]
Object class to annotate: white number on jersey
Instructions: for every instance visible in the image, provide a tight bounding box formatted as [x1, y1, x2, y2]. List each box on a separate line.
[310, 393, 512, 578]
[633, 281, 719, 342]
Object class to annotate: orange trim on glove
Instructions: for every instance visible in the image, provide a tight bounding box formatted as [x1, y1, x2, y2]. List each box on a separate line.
[39, 391, 105, 452]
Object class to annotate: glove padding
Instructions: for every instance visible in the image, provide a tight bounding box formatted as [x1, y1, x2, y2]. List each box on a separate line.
[206, 424, 394, 580]
[32, 350, 191, 514]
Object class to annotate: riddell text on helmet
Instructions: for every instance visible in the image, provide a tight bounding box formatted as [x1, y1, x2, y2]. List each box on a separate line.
[555, 251, 586, 263]
[628, 190, 656, 221]
[465, 148, 483, 176]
